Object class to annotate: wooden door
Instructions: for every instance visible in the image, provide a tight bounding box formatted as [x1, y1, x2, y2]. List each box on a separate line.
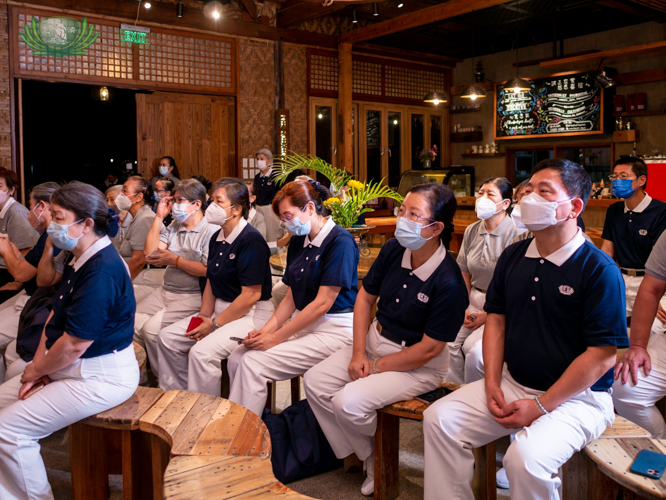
[136, 92, 236, 181]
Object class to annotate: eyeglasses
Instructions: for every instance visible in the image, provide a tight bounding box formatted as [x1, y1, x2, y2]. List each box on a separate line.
[609, 173, 635, 181]
[173, 197, 191, 204]
[279, 205, 307, 223]
[396, 207, 434, 223]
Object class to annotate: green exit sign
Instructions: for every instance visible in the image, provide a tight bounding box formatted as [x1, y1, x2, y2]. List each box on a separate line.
[120, 24, 150, 45]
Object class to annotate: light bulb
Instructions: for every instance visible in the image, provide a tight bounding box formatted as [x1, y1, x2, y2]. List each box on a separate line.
[513, 87, 520, 94]
[318, 113, 323, 119]
[110, 158, 114, 162]
[393, 119, 398, 125]
[470, 94, 477, 101]
[144, 2, 151, 8]
[100, 86, 109, 101]
[433, 99, 440, 106]
[212, 10, 221, 19]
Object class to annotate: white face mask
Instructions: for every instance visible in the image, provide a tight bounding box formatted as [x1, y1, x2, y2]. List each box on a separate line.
[519, 192, 571, 231]
[172, 201, 196, 223]
[159, 166, 170, 176]
[475, 196, 507, 220]
[0, 189, 9, 205]
[206, 203, 236, 226]
[511, 204, 526, 230]
[115, 192, 133, 212]
[257, 160, 267, 170]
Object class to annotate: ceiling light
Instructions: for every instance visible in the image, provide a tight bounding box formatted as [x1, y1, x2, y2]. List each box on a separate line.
[393, 119, 398, 125]
[423, 91, 448, 106]
[318, 113, 323, 119]
[461, 85, 487, 100]
[373, 3, 379, 16]
[100, 86, 109, 101]
[144, 1, 151, 8]
[505, 77, 531, 93]
[596, 70, 614, 89]
[177, 2, 184, 17]
[352, 10, 358, 23]
[204, 1, 224, 19]
[396, 0, 404, 7]
[212, 10, 220, 19]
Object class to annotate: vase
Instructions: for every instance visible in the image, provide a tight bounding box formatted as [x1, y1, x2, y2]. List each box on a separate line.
[423, 159, 431, 169]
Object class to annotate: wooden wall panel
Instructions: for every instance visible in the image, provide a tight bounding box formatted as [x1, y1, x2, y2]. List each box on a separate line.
[283, 43, 307, 155]
[238, 38, 275, 159]
[136, 92, 234, 181]
[0, 0, 10, 169]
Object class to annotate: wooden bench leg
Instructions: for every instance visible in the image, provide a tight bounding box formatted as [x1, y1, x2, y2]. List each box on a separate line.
[151, 434, 171, 500]
[472, 441, 497, 500]
[121, 429, 156, 500]
[374, 411, 400, 500]
[291, 376, 301, 405]
[69, 423, 109, 500]
[221, 358, 230, 399]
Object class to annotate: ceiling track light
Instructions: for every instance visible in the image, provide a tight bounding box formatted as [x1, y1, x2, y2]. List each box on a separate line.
[396, 0, 404, 7]
[177, 2, 184, 17]
[352, 10, 358, 23]
[373, 3, 379, 16]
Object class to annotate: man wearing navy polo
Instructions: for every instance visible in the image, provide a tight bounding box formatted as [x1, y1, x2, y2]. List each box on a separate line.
[423, 159, 629, 500]
[601, 156, 666, 323]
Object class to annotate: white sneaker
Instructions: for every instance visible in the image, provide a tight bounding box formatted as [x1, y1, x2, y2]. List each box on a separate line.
[496, 467, 509, 489]
[361, 453, 375, 496]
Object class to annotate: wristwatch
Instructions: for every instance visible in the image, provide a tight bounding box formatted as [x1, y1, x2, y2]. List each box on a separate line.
[212, 318, 220, 330]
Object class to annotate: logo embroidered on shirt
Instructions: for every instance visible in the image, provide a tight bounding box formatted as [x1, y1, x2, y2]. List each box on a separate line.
[229, 253, 236, 260]
[639, 229, 648, 236]
[315, 255, 320, 261]
[558, 285, 574, 296]
[417, 293, 429, 303]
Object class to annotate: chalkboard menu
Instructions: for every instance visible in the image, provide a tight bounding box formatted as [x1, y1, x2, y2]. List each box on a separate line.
[495, 71, 604, 140]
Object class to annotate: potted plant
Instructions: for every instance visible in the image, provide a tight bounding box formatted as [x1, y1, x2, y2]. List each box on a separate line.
[274, 153, 403, 230]
[418, 145, 438, 169]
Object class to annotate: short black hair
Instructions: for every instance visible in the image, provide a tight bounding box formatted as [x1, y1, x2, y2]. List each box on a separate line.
[407, 183, 457, 248]
[614, 156, 648, 189]
[531, 158, 592, 208]
[210, 178, 250, 219]
[480, 177, 513, 202]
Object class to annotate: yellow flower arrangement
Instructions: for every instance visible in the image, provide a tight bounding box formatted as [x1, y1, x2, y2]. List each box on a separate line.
[347, 180, 364, 190]
[324, 197, 341, 207]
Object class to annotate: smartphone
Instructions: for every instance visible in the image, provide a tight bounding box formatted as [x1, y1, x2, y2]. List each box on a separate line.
[415, 386, 454, 405]
[230, 337, 245, 342]
[21, 380, 45, 400]
[187, 316, 204, 333]
[147, 249, 160, 258]
[630, 449, 666, 479]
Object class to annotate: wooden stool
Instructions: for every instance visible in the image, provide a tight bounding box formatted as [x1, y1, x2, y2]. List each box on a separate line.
[69, 386, 165, 500]
[561, 416, 655, 499]
[374, 382, 494, 500]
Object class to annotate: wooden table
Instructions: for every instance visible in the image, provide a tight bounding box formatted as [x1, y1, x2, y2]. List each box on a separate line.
[270, 247, 381, 280]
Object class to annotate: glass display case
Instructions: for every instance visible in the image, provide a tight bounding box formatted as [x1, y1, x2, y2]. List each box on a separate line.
[561, 146, 611, 183]
[397, 167, 475, 198]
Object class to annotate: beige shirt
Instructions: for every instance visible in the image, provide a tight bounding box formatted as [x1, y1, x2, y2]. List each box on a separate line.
[0, 197, 39, 269]
[118, 205, 155, 262]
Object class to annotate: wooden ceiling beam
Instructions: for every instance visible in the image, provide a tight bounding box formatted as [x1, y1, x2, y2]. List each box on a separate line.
[540, 40, 666, 68]
[354, 42, 462, 67]
[277, 2, 346, 27]
[596, 0, 665, 21]
[340, 0, 515, 44]
[239, 0, 258, 20]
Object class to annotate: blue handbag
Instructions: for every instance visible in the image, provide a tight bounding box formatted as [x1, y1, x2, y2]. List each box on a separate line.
[262, 399, 342, 484]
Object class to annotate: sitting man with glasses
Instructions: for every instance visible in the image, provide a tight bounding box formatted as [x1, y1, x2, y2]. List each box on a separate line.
[601, 156, 666, 323]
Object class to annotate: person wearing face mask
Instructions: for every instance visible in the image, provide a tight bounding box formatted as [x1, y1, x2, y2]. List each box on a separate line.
[0, 181, 138, 500]
[253, 149, 283, 249]
[424, 159, 628, 500]
[226, 180, 358, 417]
[244, 180, 267, 239]
[601, 156, 666, 321]
[0, 168, 39, 291]
[157, 179, 274, 393]
[105, 184, 133, 252]
[304, 183, 467, 496]
[154, 178, 175, 227]
[151, 156, 180, 187]
[445, 177, 518, 386]
[135, 179, 219, 379]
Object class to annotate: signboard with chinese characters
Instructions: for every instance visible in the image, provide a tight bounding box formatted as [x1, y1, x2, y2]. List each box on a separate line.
[495, 71, 604, 140]
[277, 109, 290, 157]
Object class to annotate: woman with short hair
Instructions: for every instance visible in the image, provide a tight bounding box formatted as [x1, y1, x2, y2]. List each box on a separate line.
[0, 181, 138, 499]
[151, 156, 180, 187]
[158, 178, 274, 393]
[304, 183, 468, 496]
[135, 179, 219, 377]
[227, 180, 359, 417]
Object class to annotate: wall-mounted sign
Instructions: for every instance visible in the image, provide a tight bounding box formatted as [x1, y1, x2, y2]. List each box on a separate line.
[277, 109, 290, 157]
[20, 16, 98, 57]
[495, 71, 604, 140]
[120, 24, 150, 45]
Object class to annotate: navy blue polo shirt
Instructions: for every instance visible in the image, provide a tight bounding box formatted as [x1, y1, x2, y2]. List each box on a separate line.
[363, 238, 468, 344]
[283, 218, 359, 313]
[23, 232, 61, 295]
[484, 232, 629, 392]
[47, 238, 136, 358]
[601, 195, 666, 269]
[254, 169, 280, 206]
[207, 219, 272, 302]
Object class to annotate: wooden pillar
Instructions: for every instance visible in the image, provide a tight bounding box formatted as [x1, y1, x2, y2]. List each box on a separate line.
[338, 42, 353, 173]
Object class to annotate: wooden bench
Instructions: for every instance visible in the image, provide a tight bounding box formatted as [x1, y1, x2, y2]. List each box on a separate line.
[373, 382, 495, 500]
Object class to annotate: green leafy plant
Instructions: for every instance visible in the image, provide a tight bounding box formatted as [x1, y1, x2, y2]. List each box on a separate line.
[21, 17, 99, 57]
[274, 152, 404, 228]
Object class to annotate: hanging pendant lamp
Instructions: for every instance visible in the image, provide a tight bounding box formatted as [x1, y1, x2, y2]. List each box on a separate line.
[423, 91, 448, 106]
[461, 33, 486, 101]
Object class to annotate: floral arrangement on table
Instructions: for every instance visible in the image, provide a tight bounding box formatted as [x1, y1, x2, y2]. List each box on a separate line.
[418, 145, 438, 166]
[274, 153, 404, 229]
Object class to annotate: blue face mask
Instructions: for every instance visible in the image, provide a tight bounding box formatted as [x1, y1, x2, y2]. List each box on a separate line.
[612, 179, 637, 199]
[394, 217, 435, 250]
[172, 201, 195, 223]
[154, 192, 162, 203]
[284, 206, 311, 236]
[47, 220, 84, 251]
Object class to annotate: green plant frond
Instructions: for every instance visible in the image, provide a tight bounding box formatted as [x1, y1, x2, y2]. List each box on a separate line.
[274, 152, 353, 189]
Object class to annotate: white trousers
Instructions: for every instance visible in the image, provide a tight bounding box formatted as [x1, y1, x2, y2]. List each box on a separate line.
[228, 311, 354, 417]
[133, 268, 166, 305]
[0, 292, 29, 354]
[255, 205, 281, 244]
[134, 287, 201, 377]
[271, 280, 289, 310]
[158, 299, 274, 392]
[613, 332, 666, 438]
[446, 288, 486, 385]
[4, 341, 26, 384]
[624, 274, 666, 334]
[304, 321, 448, 461]
[0, 344, 139, 500]
[423, 369, 614, 500]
